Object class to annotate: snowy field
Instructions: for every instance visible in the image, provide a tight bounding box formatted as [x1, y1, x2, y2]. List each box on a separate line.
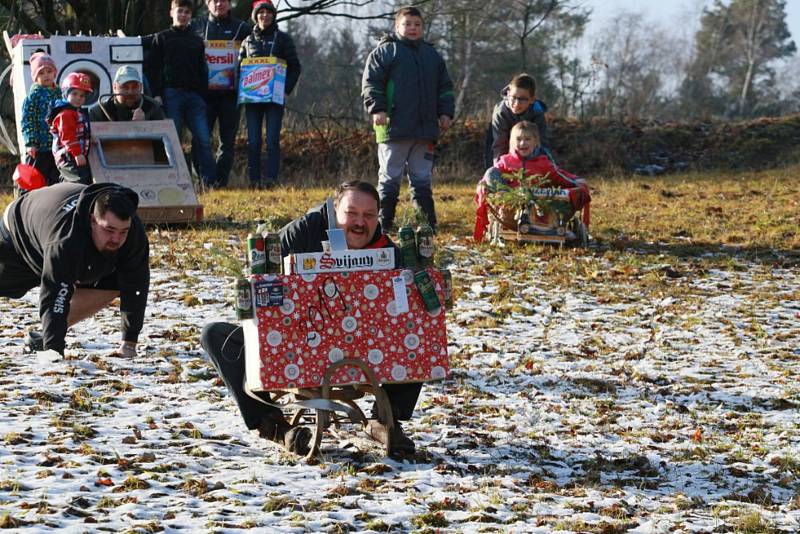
[0, 243, 798, 533]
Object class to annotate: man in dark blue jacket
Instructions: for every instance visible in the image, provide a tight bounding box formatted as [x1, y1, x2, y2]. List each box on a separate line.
[201, 181, 420, 457]
[191, 0, 251, 188]
[361, 6, 455, 231]
[0, 183, 149, 356]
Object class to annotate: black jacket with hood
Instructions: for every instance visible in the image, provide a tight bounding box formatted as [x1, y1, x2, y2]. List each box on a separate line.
[5, 183, 150, 353]
[239, 22, 301, 96]
[361, 33, 455, 143]
[279, 202, 399, 266]
[488, 86, 551, 165]
[191, 12, 251, 42]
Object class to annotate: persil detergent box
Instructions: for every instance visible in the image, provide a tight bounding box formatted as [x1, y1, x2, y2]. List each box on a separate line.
[284, 248, 395, 275]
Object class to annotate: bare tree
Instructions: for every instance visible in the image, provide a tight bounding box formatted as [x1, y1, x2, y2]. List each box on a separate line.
[0, 0, 171, 36]
[587, 11, 691, 119]
[682, 0, 795, 118]
[489, 0, 558, 71]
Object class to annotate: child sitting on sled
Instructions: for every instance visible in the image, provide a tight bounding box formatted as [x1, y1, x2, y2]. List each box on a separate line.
[473, 120, 590, 242]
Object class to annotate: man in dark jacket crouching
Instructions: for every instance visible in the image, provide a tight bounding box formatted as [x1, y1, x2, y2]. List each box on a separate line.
[201, 180, 420, 456]
[0, 183, 150, 356]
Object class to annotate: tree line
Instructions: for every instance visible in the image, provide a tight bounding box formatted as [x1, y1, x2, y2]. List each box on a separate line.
[1, 0, 796, 127]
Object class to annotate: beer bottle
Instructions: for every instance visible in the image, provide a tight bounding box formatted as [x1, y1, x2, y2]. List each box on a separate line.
[398, 225, 419, 270]
[416, 224, 435, 268]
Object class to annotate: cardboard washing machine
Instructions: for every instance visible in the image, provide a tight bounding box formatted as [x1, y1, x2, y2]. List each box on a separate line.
[3, 33, 203, 224]
[4, 32, 143, 156]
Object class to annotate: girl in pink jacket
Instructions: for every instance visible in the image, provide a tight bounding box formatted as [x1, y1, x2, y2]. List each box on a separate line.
[474, 121, 590, 242]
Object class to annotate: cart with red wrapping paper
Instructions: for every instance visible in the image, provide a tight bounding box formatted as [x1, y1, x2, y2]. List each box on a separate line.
[241, 268, 449, 460]
[486, 186, 589, 246]
[474, 167, 591, 247]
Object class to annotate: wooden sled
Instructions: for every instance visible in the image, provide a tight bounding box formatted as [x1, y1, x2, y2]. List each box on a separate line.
[253, 359, 396, 463]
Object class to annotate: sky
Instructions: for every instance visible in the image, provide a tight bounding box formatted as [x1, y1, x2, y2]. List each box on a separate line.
[582, 0, 800, 45]
[577, 0, 800, 94]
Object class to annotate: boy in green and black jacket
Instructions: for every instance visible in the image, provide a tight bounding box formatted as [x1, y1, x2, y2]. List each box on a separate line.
[146, 0, 216, 188]
[361, 6, 454, 231]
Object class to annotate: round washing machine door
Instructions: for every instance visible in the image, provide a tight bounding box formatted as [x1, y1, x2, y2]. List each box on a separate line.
[57, 59, 111, 106]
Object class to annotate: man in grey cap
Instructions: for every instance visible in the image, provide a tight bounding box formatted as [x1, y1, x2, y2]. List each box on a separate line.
[89, 66, 165, 122]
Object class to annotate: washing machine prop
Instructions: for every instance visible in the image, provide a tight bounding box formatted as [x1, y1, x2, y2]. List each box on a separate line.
[3, 32, 143, 155]
[2, 32, 203, 224]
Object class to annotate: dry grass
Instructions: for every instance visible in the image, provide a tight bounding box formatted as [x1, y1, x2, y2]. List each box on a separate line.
[1, 164, 797, 278]
[194, 164, 799, 251]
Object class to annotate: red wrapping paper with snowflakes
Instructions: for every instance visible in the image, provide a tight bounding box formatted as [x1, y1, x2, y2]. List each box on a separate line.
[243, 269, 449, 391]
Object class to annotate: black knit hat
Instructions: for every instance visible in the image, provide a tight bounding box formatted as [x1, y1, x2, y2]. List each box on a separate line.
[251, 0, 277, 23]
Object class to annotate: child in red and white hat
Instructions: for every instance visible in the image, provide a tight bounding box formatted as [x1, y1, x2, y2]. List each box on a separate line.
[46, 72, 94, 184]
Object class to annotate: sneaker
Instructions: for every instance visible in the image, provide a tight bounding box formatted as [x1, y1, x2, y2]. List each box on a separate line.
[24, 329, 43, 352]
[258, 414, 312, 455]
[364, 419, 416, 455]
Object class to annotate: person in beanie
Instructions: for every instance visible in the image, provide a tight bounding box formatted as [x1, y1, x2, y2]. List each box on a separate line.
[361, 6, 454, 231]
[190, 0, 251, 188]
[146, 0, 217, 189]
[46, 72, 93, 185]
[238, 0, 301, 188]
[89, 65, 165, 122]
[20, 51, 61, 187]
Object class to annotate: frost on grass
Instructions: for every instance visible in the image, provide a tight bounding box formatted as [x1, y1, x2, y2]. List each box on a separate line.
[0, 246, 798, 533]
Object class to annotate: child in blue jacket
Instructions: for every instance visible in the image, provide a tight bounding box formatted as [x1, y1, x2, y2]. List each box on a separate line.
[21, 52, 61, 187]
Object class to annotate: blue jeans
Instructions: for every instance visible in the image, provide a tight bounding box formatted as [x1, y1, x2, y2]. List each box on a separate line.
[164, 88, 215, 186]
[244, 103, 284, 185]
[193, 91, 240, 188]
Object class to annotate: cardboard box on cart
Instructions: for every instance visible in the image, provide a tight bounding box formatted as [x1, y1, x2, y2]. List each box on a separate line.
[243, 268, 449, 392]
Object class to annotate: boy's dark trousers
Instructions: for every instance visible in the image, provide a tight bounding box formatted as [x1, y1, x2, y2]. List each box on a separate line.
[58, 159, 92, 185]
[25, 150, 60, 186]
[200, 322, 423, 429]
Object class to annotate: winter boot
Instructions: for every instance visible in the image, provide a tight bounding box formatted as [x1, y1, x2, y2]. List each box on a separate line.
[379, 197, 397, 233]
[412, 195, 437, 231]
[258, 413, 312, 455]
[364, 419, 416, 455]
[24, 329, 43, 353]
